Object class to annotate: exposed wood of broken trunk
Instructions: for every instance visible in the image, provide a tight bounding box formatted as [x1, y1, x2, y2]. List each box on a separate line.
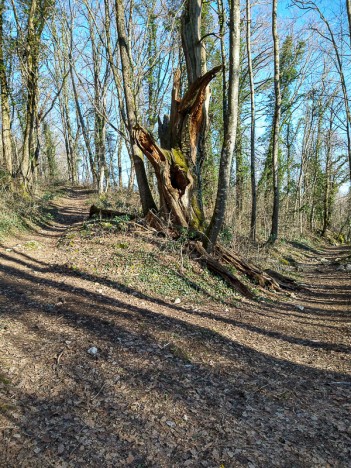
[133, 66, 222, 231]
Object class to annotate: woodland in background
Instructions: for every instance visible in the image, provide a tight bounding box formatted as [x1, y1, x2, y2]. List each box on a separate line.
[1, 0, 351, 248]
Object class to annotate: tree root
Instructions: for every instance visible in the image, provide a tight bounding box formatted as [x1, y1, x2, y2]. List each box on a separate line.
[264, 269, 304, 291]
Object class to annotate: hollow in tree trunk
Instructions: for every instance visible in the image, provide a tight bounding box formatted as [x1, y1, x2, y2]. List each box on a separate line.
[133, 66, 222, 231]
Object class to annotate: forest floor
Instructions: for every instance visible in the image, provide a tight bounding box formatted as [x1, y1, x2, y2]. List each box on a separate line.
[0, 188, 350, 468]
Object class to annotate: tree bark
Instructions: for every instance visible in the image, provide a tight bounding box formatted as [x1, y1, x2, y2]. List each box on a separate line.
[347, 0, 351, 48]
[206, 0, 241, 250]
[181, 0, 209, 219]
[115, 0, 156, 215]
[269, 0, 281, 243]
[0, 0, 13, 177]
[20, 0, 47, 186]
[246, 0, 257, 241]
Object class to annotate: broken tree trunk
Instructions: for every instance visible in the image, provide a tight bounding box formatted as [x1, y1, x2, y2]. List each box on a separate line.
[133, 66, 222, 231]
[133, 66, 298, 299]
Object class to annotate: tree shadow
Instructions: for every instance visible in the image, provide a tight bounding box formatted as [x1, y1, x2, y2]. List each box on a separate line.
[1, 196, 351, 467]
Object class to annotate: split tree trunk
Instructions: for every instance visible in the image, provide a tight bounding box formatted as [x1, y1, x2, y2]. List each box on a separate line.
[181, 0, 210, 217]
[133, 66, 222, 230]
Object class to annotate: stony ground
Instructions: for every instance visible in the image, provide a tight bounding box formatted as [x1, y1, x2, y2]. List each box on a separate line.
[0, 188, 350, 467]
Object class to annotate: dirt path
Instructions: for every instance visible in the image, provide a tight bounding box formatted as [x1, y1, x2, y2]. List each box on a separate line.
[0, 189, 350, 467]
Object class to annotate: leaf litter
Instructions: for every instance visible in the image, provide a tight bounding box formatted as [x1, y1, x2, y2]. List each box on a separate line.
[0, 189, 350, 467]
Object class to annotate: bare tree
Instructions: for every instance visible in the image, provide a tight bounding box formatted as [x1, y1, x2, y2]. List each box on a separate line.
[269, 0, 281, 243]
[0, 0, 13, 178]
[206, 0, 241, 249]
[246, 0, 257, 241]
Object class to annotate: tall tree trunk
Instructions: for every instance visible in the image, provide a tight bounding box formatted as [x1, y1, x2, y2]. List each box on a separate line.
[20, 0, 45, 187]
[322, 112, 333, 236]
[269, 0, 281, 243]
[217, 0, 227, 123]
[181, 0, 209, 218]
[235, 112, 243, 216]
[246, 0, 257, 241]
[115, 0, 156, 215]
[0, 0, 13, 177]
[206, 0, 241, 249]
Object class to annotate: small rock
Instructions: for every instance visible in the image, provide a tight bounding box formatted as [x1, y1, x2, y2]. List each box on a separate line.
[345, 264, 351, 272]
[336, 265, 345, 271]
[183, 414, 188, 421]
[87, 346, 98, 356]
[174, 298, 181, 304]
[296, 305, 304, 311]
[57, 444, 65, 454]
[166, 420, 176, 428]
[337, 422, 347, 432]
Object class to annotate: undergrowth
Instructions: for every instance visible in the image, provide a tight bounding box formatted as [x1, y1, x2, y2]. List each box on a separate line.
[59, 220, 241, 307]
[0, 184, 63, 240]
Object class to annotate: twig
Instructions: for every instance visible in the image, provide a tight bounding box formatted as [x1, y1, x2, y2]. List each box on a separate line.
[330, 382, 351, 386]
[56, 350, 64, 366]
[91, 383, 106, 401]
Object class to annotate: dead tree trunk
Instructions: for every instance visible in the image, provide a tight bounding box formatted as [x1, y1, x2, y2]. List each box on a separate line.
[133, 66, 222, 230]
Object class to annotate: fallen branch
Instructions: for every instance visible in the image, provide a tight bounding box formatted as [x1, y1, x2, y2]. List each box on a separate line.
[89, 205, 136, 220]
[191, 241, 254, 299]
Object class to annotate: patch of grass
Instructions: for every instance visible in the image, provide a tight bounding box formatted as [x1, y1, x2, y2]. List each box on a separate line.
[59, 225, 241, 307]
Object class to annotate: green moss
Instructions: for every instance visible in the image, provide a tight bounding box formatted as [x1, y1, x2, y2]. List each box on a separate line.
[190, 197, 203, 230]
[171, 148, 188, 171]
[279, 258, 290, 266]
